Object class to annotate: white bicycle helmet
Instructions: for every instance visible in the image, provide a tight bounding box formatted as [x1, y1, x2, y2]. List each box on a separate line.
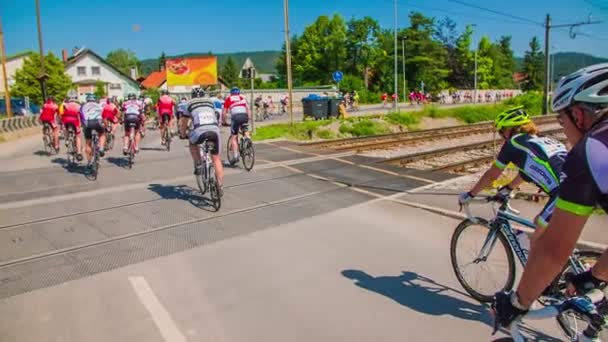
[552, 63, 608, 112]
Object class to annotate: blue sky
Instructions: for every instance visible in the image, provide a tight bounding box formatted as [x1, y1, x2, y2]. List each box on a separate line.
[2, 0, 607, 60]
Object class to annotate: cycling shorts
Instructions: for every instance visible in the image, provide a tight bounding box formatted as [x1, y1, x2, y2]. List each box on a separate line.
[189, 126, 220, 156]
[61, 116, 81, 135]
[123, 114, 141, 136]
[83, 119, 104, 140]
[230, 113, 249, 135]
[41, 117, 58, 129]
[160, 113, 172, 124]
[537, 194, 558, 228]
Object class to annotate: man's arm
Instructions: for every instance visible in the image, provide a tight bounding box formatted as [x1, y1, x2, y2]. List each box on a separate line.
[516, 207, 589, 306]
[469, 164, 503, 196]
[179, 116, 189, 137]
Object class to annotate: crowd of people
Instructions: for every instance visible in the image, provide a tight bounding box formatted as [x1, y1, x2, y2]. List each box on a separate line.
[37, 87, 255, 197]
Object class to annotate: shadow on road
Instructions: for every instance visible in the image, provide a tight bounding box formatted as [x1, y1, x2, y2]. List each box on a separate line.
[147, 183, 216, 212]
[106, 156, 129, 169]
[342, 269, 492, 326]
[51, 157, 88, 175]
[33, 150, 51, 157]
[140, 147, 166, 152]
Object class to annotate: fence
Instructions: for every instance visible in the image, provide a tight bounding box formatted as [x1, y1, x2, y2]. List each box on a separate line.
[0, 115, 40, 134]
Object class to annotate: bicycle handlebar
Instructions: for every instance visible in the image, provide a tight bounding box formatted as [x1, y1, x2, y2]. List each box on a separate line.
[461, 193, 520, 223]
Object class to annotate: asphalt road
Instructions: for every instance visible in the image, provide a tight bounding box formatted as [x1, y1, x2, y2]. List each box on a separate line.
[0, 125, 585, 341]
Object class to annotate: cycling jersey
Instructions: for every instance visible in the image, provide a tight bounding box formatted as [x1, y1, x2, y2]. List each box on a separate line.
[81, 102, 103, 123]
[223, 94, 248, 115]
[61, 101, 81, 134]
[177, 101, 188, 114]
[494, 133, 568, 195]
[556, 121, 608, 216]
[185, 98, 218, 128]
[40, 102, 58, 122]
[102, 103, 118, 121]
[123, 100, 142, 116]
[157, 95, 175, 115]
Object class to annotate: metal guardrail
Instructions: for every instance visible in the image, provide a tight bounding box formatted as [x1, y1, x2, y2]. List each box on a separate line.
[0, 116, 40, 133]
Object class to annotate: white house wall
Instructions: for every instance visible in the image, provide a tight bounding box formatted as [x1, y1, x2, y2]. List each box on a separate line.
[64, 53, 139, 99]
[0, 57, 27, 93]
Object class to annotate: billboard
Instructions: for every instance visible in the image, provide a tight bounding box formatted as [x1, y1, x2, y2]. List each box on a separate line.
[166, 56, 218, 86]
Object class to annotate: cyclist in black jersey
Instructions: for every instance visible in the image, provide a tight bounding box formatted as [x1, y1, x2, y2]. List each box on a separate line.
[492, 63, 608, 329]
[459, 106, 568, 246]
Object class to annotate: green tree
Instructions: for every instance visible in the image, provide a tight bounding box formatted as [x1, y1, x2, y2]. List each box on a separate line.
[449, 25, 474, 88]
[158, 51, 166, 71]
[11, 52, 73, 105]
[402, 12, 449, 92]
[143, 87, 161, 105]
[476, 36, 495, 89]
[93, 81, 107, 98]
[345, 16, 380, 88]
[106, 49, 141, 77]
[522, 37, 544, 91]
[495, 36, 516, 88]
[221, 56, 239, 86]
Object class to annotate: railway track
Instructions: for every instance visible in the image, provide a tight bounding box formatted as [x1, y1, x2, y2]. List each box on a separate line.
[301, 115, 559, 152]
[379, 127, 566, 174]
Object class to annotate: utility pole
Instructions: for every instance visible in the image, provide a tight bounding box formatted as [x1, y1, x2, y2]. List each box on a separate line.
[402, 38, 406, 103]
[283, 0, 294, 126]
[543, 14, 550, 115]
[393, 0, 398, 111]
[472, 24, 478, 104]
[0, 16, 12, 117]
[35, 0, 48, 101]
[542, 13, 603, 114]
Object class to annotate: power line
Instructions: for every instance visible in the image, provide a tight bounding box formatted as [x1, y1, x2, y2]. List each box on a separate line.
[447, 0, 543, 26]
[388, 0, 541, 27]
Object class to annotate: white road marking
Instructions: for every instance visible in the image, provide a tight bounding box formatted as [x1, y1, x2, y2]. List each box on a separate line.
[129, 276, 188, 342]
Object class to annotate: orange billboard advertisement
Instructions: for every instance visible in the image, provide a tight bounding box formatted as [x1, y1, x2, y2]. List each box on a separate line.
[166, 56, 218, 86]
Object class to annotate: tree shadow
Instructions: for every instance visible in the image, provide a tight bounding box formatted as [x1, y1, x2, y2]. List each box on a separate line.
[106, 156, 129, 169]
[140, 147, 166, 152]
[147, 183, 216, 212]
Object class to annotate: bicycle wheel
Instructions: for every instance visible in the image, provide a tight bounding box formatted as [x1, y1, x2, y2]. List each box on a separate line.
[165, 128, 171, 152]
[450, 218, 516, 303]
[42, 130, 52, 155]
[240, 137, 255, 171]
[226, 137, 238, 166]
[107, 132, 115, 151]
[556, 250, 602, 340]
[208, 167, 221, 211]
[195, 164, 207, 195]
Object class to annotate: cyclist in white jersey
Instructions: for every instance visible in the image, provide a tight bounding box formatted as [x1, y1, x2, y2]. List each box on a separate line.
[80, 94, 106, 169]
[222, 87, 251, 164]
[179, 88, 224, 193]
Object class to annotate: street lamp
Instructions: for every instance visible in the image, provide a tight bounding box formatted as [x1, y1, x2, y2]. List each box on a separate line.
[283, 0, 294, 126]
[472, 24, 478, 104]
[402, 37, 406, 103]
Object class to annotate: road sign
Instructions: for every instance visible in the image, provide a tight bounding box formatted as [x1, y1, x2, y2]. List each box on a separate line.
[332, 71, 343, 83]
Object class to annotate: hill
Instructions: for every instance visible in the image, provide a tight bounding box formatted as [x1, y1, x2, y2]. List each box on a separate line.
[141, 50, 281, 76]
[515, 52, 608, 82]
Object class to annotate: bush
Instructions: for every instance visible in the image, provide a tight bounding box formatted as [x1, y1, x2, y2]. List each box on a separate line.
[385, 111, 421, 127]
[252, 120, 331, 141]
[316, 129, 336, 139]
[339, 119, 390, 137]
[504, 92, 543, 116]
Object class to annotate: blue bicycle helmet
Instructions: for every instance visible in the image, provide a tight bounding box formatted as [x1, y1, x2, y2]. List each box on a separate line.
[230, 87, 240, 95]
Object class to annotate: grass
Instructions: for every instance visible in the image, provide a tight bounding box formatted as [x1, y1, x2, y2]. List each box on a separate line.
[252, 120, 331, 141]
[252, 93, 545, 141]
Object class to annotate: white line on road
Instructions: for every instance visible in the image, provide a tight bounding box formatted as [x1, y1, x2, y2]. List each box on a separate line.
[129, 276, 188, 342]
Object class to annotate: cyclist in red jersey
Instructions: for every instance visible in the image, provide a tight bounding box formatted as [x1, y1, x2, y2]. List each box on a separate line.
[156, 90, 176, 146]
[102, 98, 119, 135]
[61, 95, 84, 161]
[222, 87, 251, 163]
[39, 97, 60, 151]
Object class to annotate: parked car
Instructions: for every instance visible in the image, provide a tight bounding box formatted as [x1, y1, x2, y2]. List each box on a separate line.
[0, 98, 40, 116]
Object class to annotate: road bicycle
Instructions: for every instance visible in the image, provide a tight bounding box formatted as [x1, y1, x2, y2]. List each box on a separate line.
[87, 130, 102, 180]
[64, 125, 79, 166]
[160, 114, 172, 152]
[226, 125, 255, 171]
[195, 139, 221, 211]
[41, 122, 58, 155]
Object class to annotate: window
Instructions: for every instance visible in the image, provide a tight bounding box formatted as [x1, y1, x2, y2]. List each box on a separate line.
[91, 66, 101, 76]
[77, 66, 86, 76]
[109, 83, 122, 90]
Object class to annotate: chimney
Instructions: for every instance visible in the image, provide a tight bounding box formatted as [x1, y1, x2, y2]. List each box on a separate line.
[130, 66, 138, 79]
[62, 49, 68, 62]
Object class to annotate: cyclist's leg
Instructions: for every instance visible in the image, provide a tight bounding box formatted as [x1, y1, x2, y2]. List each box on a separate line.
[97, 122, 106, 156]
[50, 120, 60, 148]
[531, 195, 558, 248]
[83, 125, 93, 163]
[122, 119, 131, 153]
[229, 116, 241, 156]
[188, 127, 203, 173]
[207, 130, 224, 187]
[134, 118, 142, 152]
[69, 119, 84, 160]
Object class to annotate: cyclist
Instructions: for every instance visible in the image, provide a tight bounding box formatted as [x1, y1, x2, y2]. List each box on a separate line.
[137, 94, 148, 138]
[222, 87, 251, 164]
[254, 94, 263, 117]
[459, 106, 568, 248]
[80, 94, 106, 168]
[176, 97, 188, 121]
[492, 63, 608, 329]
[102, 98, 119, 136]
[280, 93, 289, 114]
[156, 90, 175, 146]
[39, 96, 60, 151]
[122, 93, 143, 155]
[179, 88, 224, 194]
[208, 92, 223, 122]
[352, 90, 360, 109]
[262, 95, 274, 116]
[61, 94, 84, 161]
